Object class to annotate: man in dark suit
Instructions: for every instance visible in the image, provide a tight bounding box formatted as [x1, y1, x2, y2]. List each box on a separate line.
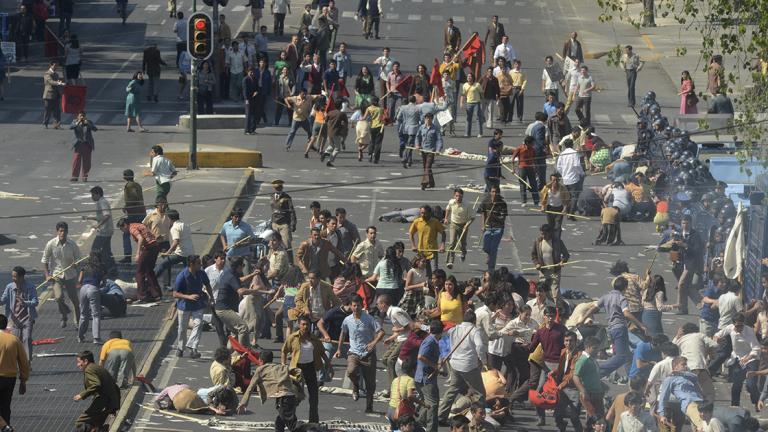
[443, 18, 462, 54]
[42, 60, 65, 129]
[284, 35, 300, 77]
[253, 58, 272, 126]
[484, 15, 505, 57]
[70, 111, 98, 182]
[562, 32, 584, 63]
[243, 68, 259, 135]
[142, 43, 167, 103]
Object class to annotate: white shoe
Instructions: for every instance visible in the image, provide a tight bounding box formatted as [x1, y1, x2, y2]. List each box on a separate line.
[476, 134, 483, 138]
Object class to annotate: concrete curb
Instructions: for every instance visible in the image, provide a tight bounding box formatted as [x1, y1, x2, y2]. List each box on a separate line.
[108, 168, 255, 432]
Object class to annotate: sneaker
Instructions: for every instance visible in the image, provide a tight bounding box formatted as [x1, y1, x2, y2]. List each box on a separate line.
[352, 390, 359, 401]
[77, 337, 84, 343]
[320, 153, 326, 162]
[365, 406, 374, 413]
[61, 317, 67, 328]
[461, 254, 466, 262]
[476, 134, 483, 138]
[326, 161, 334, 167]
[536, 418, 546, 426]
[190, 349, 201, 359]
[446, 262, 454, 269]
[93, 338, 102, 345]
[176, 348, 184, 357]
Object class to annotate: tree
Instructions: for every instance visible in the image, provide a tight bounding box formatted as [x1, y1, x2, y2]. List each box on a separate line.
[595, 0, 768, 162]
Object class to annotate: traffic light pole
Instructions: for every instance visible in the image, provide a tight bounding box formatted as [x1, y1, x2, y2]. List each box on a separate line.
[189, 57, 198, 170]
[189, 0, 198, 170]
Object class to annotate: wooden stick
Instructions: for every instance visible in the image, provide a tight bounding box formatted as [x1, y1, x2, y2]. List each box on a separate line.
[347, 239, 359, 261]
[646, 251, 659, 274]
[404, 146, 440, 155]
[428, 324, 476, 379]
[225, 235, 253, 251]
[139, 404, 208, 424]
[36, 255, 90, 290]
[527, 208, 593, 220]
[448, 196, 480, 253]
[501, 163, 532, 190]
[522, 260, 586, 272]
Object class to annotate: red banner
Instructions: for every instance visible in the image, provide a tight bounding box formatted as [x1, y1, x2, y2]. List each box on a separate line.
[62, 85, 87, 114]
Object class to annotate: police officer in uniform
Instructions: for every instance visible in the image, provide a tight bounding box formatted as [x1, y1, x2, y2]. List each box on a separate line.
[270, 179, 297, 261]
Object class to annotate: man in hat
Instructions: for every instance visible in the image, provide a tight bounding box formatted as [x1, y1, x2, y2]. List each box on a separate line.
[270, 180, 297, 261]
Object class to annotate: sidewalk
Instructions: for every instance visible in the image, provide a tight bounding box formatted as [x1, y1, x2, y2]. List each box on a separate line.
[7, 168, 252, 432]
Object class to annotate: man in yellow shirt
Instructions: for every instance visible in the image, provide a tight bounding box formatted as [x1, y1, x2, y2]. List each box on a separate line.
[99, 330, 135, 389]
[408, 205, 446, 276]
[460, 72, 485, 138]
[364, 96, 387, 164]
[0, 314, 29, 427]
[508, 59, 527, 123]
[444, 188, 474, 269]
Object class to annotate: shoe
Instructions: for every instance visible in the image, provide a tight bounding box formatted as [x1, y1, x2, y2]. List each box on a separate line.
[568, 216, 577, 221]
[380, 390, 390, 398]
[521, 202, 528, 207]
[365, 407, 374, 413]
[273, 336, 284, 343]
[477, 134, 483, 138]
[326, 161, 334, 167]
[352, 390, 359, 401]
[176, 348, 184, 357]
[93, 338, 102, 345]
[446, 262, 453, 269]
[77, 337, 84, 343]
[61, 317, 67, 328]
[464, 134, 470, 138]
[304, 153, 309, 158]
[70, 177, 78, 182]
[53, 122, 61, 129]
[320, 153, 326, 162]
[536, 418, 546, 426]
[118, 257, 131, 264]
[421, 184, 426, 191]
[375, 35, 380, 39]
[402, 160, 408, 168]
[190, 349, 201, 359]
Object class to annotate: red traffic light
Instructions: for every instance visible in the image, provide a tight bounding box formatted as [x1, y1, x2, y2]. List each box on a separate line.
[194, 19, 206, 30]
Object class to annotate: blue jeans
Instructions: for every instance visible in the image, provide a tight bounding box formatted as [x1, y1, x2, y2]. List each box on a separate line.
[599, 326, 631, 377]
[482, 227, 503, 272]
[641, 309, 663, 337]
[465, 102, 484, 136]
[387, 93, 401, 120]
[730, 360, 760, 406]
[153, 254, 186, 288]
[285, 119, 311, 149]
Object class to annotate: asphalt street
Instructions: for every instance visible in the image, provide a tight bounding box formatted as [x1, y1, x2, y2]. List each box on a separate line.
[0, 0, 726, 429]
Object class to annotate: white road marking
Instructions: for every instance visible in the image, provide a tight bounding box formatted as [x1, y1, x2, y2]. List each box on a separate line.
[385, 13, 399, 19]
[231, 5, 245, 11]
[622, 114, 638, 124]
[407, 14, 421, 20]
[515, 1, 525, 5]
[594, 114, 611, 123]
[430, 15, 442, 21]
[494, 0, 506, 4]
[19, 112, 39, 122]
[499, 17, 510, 23]
[92, 53, 139, 102]
[432, 0, 444, 3]
[473, 0, 485, 3]
[519, 17, 532, 24]
[144, 4, 160, 11]
[540, 18, 553, 25]
[342, 10, 355, 18]
[453, 15, 465, 21]
[474, 16, 486, 22]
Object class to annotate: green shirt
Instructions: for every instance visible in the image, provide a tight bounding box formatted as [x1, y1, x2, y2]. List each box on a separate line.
[274, 60, 289, 75]
[574, 353, 602, 394]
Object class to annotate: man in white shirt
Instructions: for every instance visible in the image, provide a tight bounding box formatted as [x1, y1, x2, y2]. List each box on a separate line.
[673, 322, 717, 402]
[42, 221, 82, 328]
[492, 35, 516, 65]
[555, 138, 585, 219]
[226, 41, 247, 102]
[645, 341, 678, 401]
[154, 209, 194, 289]
[271, 0, 290, 35]
[373, 47, 394, 107]
[574, 65, 595, 125]
[172, 11, 187, 67]
[541, 55, 561, 100]
[714, 313, 761, 406]
[526, 283, 554, 324]
[84, 186, 116, 279]
[350, 226, 385, 276]
[437, 309, 488, 424]
[376, 295, 415, 388]
[475, 293, 501, 342]
[205, 251, 228, 347]
[143, 145, 177, 200]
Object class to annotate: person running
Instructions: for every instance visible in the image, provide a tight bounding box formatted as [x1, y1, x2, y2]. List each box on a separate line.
[478, 185, 508, 272]
[511, 136, 540, 206]
[42, 222, 81, 329]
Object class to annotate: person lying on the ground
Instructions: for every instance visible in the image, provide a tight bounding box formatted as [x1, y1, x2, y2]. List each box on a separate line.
[379, 206, 445, 223]
[154, 383, 231, 415]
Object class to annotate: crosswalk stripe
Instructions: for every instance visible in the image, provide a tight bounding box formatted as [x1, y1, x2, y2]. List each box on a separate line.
[453, 15, 465, 21]
[498, 17, 510, 23]
[541, 18, 553, 25]
[19, 111, 40, 122]
[342, 10, 355, 18]
[88, 113, 102, 124]
[107, 113, 125, 125]
[144, 4, 160, 11]
[385, 13, 399, 19]
[430, 15, 443, 20]
[518, 17, 531, 24]
[494, 0, 506, 4]
[473, 0, 486, 3]
[432, 0, 444, 3]
[474, 17, 486, 22]
[407, 14, 421, 20]
[142, 114, 163, 125]
[452, 0, 465, 3]
[231, 5, 245, 11]
[594, 114, 611, 123]
[621, 114, 638, 124]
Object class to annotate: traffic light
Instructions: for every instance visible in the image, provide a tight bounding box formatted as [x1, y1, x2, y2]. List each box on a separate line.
[187, 12, 213, 60]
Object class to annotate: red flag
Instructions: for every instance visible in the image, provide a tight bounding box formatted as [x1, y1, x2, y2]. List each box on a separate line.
[429, 58, 445, 97]
[461, 32, 483, 59]
[394, 74, 414, 97]
[62, 85, 87, 114]
[338, 79, 350, 98]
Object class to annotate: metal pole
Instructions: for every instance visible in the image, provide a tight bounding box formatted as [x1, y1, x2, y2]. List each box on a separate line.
[189, 57, 198, 170]
[187, 0, 199, 170]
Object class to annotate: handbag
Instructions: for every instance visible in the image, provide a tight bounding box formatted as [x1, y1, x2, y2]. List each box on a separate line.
[392, 377, 417, 421]
[686, 92, 698, 107]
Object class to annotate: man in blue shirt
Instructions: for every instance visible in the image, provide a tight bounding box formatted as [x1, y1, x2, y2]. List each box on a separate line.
[415, 319, 444, 432]
[657, 356, 705, 431]
[335, 294, 384, 412]
[173, 255, 212, 359]
[416, 112, 444, 190]
[214, 257, 255, 348]
[323, 60, 341, 96]
[543, 93, 557, 117]
[628, 334, 666, 380]
[219, 208, 254, 260]
[580, 276, 647, 377]
[1, 266, 39, 358]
